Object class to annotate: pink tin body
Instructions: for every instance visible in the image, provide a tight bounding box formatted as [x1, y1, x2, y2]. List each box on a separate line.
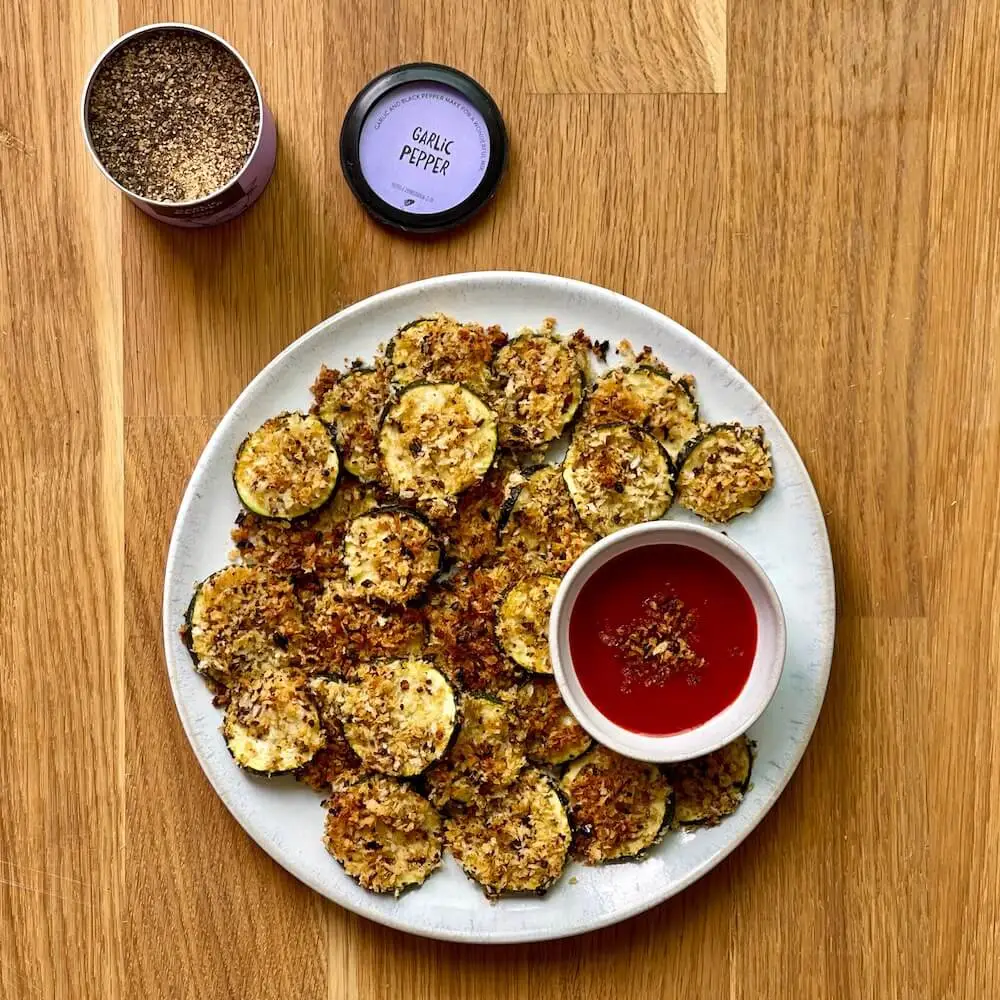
[81, 23, 276, 228]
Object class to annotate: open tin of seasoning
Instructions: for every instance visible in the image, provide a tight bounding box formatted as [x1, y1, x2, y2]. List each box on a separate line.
[81, 23, 277, 227]
[340, 64, 507, 233]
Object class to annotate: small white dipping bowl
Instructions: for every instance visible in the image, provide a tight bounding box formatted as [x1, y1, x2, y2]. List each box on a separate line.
[549, 521, 786, 763]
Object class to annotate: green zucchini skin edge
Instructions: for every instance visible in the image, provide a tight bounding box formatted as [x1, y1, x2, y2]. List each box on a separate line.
[223, 739, 323, 779]
[416, 689, 524, 805]
[490, 333, 589, 450]
[316, 367, 382, 485]
[376, 381, 501, 496]
[232, 412, 342, 522]
[562, 750, 675, 863]
[223, 684, 327, 778]
[562, 421, 676, 529]
[338, 662, 460, 778]
[493, 574, 560, 674]
[588, 362, 699, 423]
[182, 569, 225, 672]
[574, 793, 675, 864]
[674, 738, 754, 828]
[494, 462, 553, 541]
[450, 769, 572, 898]
[581, 364, 699, 460]
[674, 421, 764, 481]
[385, 319, 505, 387]
[322, 777, 445, 895]
[341, 504, 445, 600]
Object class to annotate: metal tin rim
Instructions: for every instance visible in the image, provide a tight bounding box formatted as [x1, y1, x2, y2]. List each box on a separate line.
[339, 63, 508, 234]
[80, 22, 268, 208]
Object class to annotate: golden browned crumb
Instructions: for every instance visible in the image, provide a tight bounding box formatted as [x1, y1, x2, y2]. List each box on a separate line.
[432, 454, 516, 565]
[186, 565, 302, 686]
[343, 509, 441, 604]
[299, 571, 426, 674]
[331, 659, 457, 777]
[562, 745, 671, 863]
[582, 366, 699, 460]
[297, 676, 366, 792]
[324, 776, 443, 894]
[445, 770, 570, 897]
[506, 678, 592, 767]
[499, 465, 595, 575]
[379, 383, 498, 512]
[425, 561, 521, 692]
[598, 592, 704, 690]
[387, 314, 506, 394]
[668, 735, 753, 826]
[223, 667, 326, 773]
[493, 329, 585, 449]
[312, 364, 389, 483]
[495, 574, 559, 673]
[424, 694, 526, 808]
[563, 423, 673, 536]
[231, 476, 379, 577]
[235, 412, 339, 519]
[676, 424, 774, 522]
[296, 732, 365, 792]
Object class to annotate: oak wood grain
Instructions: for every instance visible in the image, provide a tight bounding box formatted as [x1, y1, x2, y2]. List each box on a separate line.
[0, 0, 123, 997]
[2, 0, 998, 996]
[524, 0, 726, 94]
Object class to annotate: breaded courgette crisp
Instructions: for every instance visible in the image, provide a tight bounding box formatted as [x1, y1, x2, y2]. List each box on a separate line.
[185, 311, 770, 898]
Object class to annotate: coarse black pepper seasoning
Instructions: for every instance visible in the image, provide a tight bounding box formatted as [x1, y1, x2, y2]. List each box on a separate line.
[81, 23, 277, 227]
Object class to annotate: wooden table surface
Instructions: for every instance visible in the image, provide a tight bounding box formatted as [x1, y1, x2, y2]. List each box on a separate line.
[3, 0, 999, 997]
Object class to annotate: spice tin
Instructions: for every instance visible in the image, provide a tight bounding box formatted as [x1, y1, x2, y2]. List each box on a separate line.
[340, 64, 507, 233]
[81, 23, 276, 228]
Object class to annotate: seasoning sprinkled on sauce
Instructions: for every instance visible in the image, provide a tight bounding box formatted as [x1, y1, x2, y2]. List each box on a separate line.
[569, 544, 756, 736]
[598, 592, 705, 691]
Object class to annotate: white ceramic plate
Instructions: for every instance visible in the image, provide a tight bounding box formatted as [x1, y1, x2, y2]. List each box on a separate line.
[163, 271, 835, 944]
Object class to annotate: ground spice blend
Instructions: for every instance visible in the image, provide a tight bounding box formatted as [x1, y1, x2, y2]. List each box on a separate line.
[82, 24, 277, 227]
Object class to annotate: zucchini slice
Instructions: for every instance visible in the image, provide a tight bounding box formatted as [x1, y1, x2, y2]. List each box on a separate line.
[324, 776, 443, 895]
[222, 666, 326, 775]
[495, 573, 560, 674]
[675, 423, 774, 523]
[332, 658, 457, 777]
[378, 382, 499, 509]
[583, 365, 699, 460]
[231, 475, 379, 577]
[315, 366, 387, 483]
[562, 745, 673, 862]
[425, 561, 521, 692]
[445, 769, 571, 898]
[432, 455, 515, 565]
[563, 422, 673, 537]
[185, 565, 301, 686]
[343, 507, 442, 604]
[424, 693, 527, 808]
[387, 314, 505, 395]
[297, 676, 367, 792]
[234, 412, 340, 520]
[493, 331, 585, 450]
[510, 678, 593, 767]
[300, 571, 427, 674]
[668, 734, 753, 826]
[498, 465, 595, 575]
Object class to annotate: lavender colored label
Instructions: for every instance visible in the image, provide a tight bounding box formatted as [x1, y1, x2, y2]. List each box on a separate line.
[358, 82, 491, 215]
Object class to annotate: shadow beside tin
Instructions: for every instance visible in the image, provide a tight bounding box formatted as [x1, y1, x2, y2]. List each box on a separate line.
[81, 23, 277, 228]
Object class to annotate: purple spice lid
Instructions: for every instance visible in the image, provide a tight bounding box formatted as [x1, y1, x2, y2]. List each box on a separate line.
[340, 64, 507, 234]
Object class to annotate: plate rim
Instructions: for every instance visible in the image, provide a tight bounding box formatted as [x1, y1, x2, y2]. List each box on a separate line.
[161, 270, 835, 943]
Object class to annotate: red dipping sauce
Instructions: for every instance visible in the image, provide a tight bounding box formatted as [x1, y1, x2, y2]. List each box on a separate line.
[568, 544, 757, 736]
